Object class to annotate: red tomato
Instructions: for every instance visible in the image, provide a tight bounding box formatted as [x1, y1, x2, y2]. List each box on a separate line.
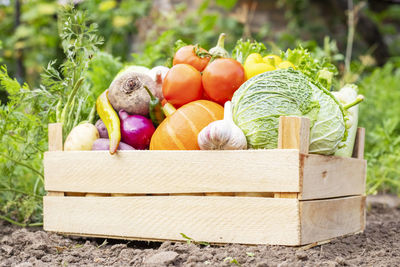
[202, 58, 245, 105]
[162, 64, 203, 107]
[173, 45, 210, 72]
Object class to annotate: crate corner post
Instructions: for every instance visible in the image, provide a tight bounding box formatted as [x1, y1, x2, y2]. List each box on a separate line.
[275, 116, 310, 199]
[48, 123, 63, 152]
[46, 123, 64, 196]
[278, 116, 310, 154]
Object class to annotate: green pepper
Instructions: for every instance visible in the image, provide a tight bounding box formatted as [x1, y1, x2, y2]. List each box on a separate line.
[144, 86, 165, 127]
[96, 90, 121, 155]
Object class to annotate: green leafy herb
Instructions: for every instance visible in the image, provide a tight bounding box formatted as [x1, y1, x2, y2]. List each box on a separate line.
[42, 5, 104, 137]
[0, 5, 104, 225]
[232, 39, 266, 64]
[224, 257, 241, 266]
[283, 45, 338, 90]
[246, 252, 255, 257]
[180, 233, 210, 246]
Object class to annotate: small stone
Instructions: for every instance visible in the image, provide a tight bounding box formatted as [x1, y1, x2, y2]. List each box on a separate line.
[376, 249, 385, 257]
[335, 256, 347, 265]
[159, 241, 173, 250]
[111, 244, 127, 251]
[186, 255, 198, 263]
[41, 255, 52, 263]
[119, 248, 135, 259]
[31, 249, 45, 259]
[295, 251, 308, 260]
[256, 261, 269, 267]
[143, 251, 179, 265]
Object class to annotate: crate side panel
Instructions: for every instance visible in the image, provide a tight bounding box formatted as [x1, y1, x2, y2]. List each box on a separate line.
[300, 154, 366, 200]
[44, 150, 300, 194]
[300, 196, 365, 245]
[44, 196, 300, 245]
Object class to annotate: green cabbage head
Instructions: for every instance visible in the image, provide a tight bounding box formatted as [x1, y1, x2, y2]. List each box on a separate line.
[231, 68, 346, 155]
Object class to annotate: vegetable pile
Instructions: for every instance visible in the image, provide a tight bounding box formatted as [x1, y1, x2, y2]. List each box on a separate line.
[64, 34, 364, 157]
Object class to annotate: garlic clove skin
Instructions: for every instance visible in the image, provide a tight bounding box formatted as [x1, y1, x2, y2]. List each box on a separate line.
[198, 101, 247, 150]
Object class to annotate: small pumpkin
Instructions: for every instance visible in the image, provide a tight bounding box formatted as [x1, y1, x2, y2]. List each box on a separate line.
[150, 100, 224, 150]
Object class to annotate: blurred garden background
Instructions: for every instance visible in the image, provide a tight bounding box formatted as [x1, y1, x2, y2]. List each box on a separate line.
[0, 0, 399, 225]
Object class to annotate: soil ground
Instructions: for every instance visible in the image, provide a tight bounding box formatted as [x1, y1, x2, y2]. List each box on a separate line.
[1, 195, 399, 267]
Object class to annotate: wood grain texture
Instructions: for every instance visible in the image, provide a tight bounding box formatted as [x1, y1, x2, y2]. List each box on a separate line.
[47, 191, 64, 196]
[274, 193, 298, 198]
[300, 196, 365, 245]
[48, 123, 63, 151]
[352, 128, 365, 159]
[44, 150, 300, 194]
[300, 154, 366, 200]
[278, 116, 310, 154]
[44, 196, 301, 245]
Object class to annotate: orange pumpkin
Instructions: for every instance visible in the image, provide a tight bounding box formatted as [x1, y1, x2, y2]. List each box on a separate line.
[150, 100, 224, 150]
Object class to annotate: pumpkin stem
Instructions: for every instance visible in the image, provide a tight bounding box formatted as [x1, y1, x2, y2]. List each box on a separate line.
[162, 103, 176, 117]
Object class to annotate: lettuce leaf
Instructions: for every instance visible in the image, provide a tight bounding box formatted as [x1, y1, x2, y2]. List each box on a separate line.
[282, 46, 338, 90]
[232, 39, 266, 64]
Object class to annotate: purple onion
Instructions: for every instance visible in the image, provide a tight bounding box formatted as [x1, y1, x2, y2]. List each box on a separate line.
[92, 138, 135, 151]
[95, 119, 109, 138]
[119, 110, 155, 150]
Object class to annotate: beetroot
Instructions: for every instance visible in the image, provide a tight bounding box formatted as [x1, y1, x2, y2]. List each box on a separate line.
[119, 110, 155, 150]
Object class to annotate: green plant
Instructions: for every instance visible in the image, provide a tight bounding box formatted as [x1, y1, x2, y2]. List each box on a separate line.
[79, 0, 151, 61]
[0, 66, 46, 226]
[0, 0, 60, 86]
[358, 63, 400, 195]
[0, 5, 103, 225]
[180, 233, 210, 246]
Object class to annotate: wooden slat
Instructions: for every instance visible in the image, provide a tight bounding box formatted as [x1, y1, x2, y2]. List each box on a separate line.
[278, 116, 310, 154]
[352, 128, 365, 159]
[274, 192, 298, 198]
[300, 153, 366, 200]
[48, 123, 63, 151]
[47, 191, 64, 196]
[300, 196, 365, 245]
[44, 196, 301, 245]
[44, 150, 301, 194]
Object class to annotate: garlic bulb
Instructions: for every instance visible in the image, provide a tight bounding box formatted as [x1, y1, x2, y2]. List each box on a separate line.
[198, 101, 247, 150]
[209, 33, 229, 59]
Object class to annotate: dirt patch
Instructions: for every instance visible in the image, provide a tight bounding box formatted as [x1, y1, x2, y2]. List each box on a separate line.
[1, 196, 399, 267]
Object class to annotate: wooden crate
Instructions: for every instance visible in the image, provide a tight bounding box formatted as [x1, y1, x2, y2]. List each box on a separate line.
[43, 116, 366, 246]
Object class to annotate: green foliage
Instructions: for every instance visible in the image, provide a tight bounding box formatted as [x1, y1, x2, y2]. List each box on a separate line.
[0, 5, 104, 225]
[358, 63, 400, 195]
[365, 5, 400, 58]
[0, 0, 151, 89]
[0, 0, 60, 86]
[0, 66, 46, 225]
[43, 5, 103, 136]
[130, 0, 243, 68]
[79, 0, 151, 61]
[216, 0, 238, 10]
[84, 51, 123, 104]
[282, 45, 338, 90]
